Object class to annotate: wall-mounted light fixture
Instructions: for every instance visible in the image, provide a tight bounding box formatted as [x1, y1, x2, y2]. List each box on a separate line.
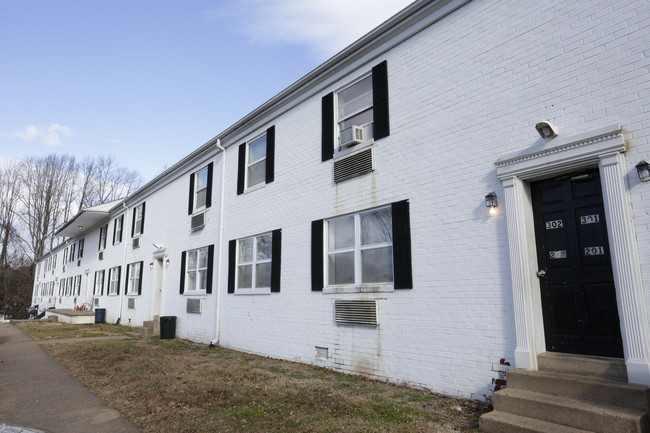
[535, 121, 558, 139]
[636, 160, 650, 182]
[165, 258, 171, 267]
[485, 192, 498, 216]
[149, 262, 154, 270]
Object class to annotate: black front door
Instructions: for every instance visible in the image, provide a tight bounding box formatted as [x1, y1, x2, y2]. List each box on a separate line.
[531, 169, 623, 358]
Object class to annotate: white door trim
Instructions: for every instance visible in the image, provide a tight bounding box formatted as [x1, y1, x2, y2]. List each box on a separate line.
[495, 125, 650, 385]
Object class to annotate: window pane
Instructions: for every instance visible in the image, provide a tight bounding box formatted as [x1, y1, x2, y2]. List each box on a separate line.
[361, 247, 394, 283]
[328, 252, 355, 285]
[256, 234, 272, 260]
[239, 239, 253, 263]
[361, 208, 392, 245]
[187, 250, 197, 271]
[188, 269, 196, 290]
[247, 160, 266, 188]
[248, 135, 266, 163]
[199, 270, 207, 291]
[328, 216, 354, 250]
[197, 168, 208, 190]
[196, 189, 206, 208]
[340, 108, 374, 130]
[134, 220, 142, 235]
[198, 248, 208, 268]
[255, 262, 272, 288]
[238, 264, 252, 289]
[338, 75, 372, 119]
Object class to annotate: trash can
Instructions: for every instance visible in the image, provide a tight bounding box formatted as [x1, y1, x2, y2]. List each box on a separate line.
[159, 316, 177, 339]
[94, 308, 106, 324]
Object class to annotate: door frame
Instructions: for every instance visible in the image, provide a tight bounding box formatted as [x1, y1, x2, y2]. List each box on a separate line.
[151, 248, 167, 320]
[496, 124, 650, 385]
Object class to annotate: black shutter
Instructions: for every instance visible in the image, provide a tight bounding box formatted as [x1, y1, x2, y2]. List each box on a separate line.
[228, 240, 236, 293]
[391, 200, 412, 289]
[271, 229, 281, 292]
[321, 93, 334, 161]
[101, 270, 105, 296]
[140, 203, 146, 235]
[372, 60, 390, 140]
[206, 162, 214, 208]
[98, 227, 103, 251]
[116, 266, 121, 295]
[179, 251, 186, 294]
[311, 220, 324, 291]
[188, 172, 195, 215]
[206, 244, 214, 294]
[131, 208, 136, 237]
[237, 143, 246, 195]
[266, 126, 275, 184]
[93, 272, 97, 296]
[126, 264, 131, 294]
[137, 261, 143, 295]
[112, 220, 116, 244]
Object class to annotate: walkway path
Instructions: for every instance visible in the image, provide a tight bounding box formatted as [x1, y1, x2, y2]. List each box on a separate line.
[0, 323, 140, 433]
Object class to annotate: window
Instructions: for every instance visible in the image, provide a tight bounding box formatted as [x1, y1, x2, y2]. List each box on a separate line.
[321, 60, 389, 161]
[74, 275, 81, 296]
[188, 163, 213, 214]
[69, 244, 75, 263]
[58, 280, 64, 296]
[108, 266, 121, 295]
[93, 270, 105, 296]
[66, 277, 73, 296]
[311, 200, 412, 292]
[132, 203, 145, 237]
[78, 238, 84, 260]
[52, 254, 56, 270]
[113, 215, 124, 245]
[180, 246, 214, 294]
[98, 224, 108, 251]
[62, 248, 68, 268]
[126, 261, 143, 295]
[228, 230, 281, 294]
[237, 126, 275, 194]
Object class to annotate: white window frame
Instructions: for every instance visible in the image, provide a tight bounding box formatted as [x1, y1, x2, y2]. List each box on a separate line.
[99, 224, 107, 251]
[77, 238, 84, 260]
[133, 204, 144, 237]
[73, 275, 81, 296]
[94, 270, 105, 296]
[193, 166, 209, 213]
[236, 232, 273, 295]
[126, 262, 141, 295]
[69, 244, 75, 263]
[108, 266, 120, 295]
[325, 206, 394, 289]
[66, 277, 73, 296]
[335, 73, 374, 153]
[185, 247, 209, 293]
[114, 215, 123, 245]
[246, 132, 267, 191]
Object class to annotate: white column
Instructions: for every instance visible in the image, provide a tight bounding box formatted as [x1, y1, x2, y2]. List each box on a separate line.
[600, 152, 650, 385]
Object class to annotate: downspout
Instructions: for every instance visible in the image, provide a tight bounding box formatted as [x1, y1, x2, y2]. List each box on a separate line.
[118, 202, 129, 325]
[212, 138, 226, 346]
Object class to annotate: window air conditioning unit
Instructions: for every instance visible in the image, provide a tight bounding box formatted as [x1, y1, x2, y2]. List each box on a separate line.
[340, 125, 364, 147]
[191, 212, 206, 231]
[132, 237, 140, 249]
[98, 251, 104, 260]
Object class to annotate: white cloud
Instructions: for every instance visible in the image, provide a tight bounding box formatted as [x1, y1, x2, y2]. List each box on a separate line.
[11, 123, 74, 147]
[211, 0, 414, 59]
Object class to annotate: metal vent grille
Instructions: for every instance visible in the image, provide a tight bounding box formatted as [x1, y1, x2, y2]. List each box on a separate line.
[98, 251, 104, 260]
[127, 298, 135, 309]
[94, 298, 99, 307]
[132, 237, 140, 249]
[334, 300, 378, 326]
[186, 298, 201, 314]
[334, 148, 374, 183]
[191, 212, 205, 231]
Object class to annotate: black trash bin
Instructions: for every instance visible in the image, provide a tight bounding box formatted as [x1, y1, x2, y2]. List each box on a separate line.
[94, 308, 106, 323]
[159, 316, 177, 339]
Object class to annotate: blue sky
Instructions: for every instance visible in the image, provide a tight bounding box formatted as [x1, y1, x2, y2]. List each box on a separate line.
[0, 0, 413, 181]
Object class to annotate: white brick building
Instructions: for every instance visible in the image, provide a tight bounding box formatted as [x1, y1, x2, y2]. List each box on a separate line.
[32, 0, 650, 411]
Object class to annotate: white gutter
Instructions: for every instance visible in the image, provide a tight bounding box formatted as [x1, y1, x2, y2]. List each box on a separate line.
[118, 202, 129, 324]
[212, 139, 226, 346]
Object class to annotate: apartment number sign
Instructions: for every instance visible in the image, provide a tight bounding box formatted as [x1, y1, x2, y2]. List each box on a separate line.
[549, 250, 567, 259]
[580, 214, 600, 225]
[546, 220, 563, 229]
[584, 246, 605, 256]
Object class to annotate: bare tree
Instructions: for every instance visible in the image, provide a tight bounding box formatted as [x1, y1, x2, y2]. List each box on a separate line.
[79, 155, 142, 208]
[0, 162, 21, 268]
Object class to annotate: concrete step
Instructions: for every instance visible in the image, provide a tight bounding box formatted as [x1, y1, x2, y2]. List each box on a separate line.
[125, 326, 154, 338]
[507, 369, 650, 411]
[494, 388, 648, 433]
[480, 411, 595, 433]
[538, 352, 627, 382]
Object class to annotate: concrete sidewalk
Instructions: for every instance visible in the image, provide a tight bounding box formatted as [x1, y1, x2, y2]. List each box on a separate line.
[0, 323, 141, 433]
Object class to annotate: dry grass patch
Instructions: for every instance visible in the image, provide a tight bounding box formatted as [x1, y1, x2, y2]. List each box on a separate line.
[15, 320, 132, 340]
[43, 337, 488, 433]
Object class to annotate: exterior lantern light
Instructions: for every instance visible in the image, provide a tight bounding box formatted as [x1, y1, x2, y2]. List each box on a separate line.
[485, 192, 498, 216]
[636, 160, 650, 182]
[165, 258, 171, 267]
[149, 262, 154, 270]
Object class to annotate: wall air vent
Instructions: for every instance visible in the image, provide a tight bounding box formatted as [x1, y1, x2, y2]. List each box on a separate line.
[191, 212, 205, 232]
[334, 300, 378, 326]
[94, 298, 99, 307]
[334, 148, 374, 183]
[340, 125, 364, 147]
[186, 298, 201, 314]
[132, 237, 140, 249]
[128, 298, 135, 309]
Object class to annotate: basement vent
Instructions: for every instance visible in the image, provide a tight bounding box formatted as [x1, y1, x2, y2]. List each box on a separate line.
[191, 212, 205, 231]
[94, 298, 99, 307]
[186, 298, 201, 314]
[98, 251, 104, 260]
[333, 148, 374, 183]
[132, 237, 140, 249]
[127, 298, 135, 309]
[334, 300, 378, 326]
